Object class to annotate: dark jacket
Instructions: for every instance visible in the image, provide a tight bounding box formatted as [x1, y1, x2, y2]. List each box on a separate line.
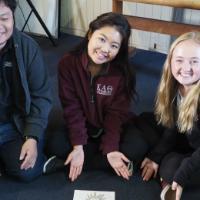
[173, 122, 200, 187]
[58, 52, 130, 154]
[11, 28, 52, 140]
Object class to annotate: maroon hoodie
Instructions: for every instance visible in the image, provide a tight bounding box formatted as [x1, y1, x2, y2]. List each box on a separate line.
[58, 52, 131, 154]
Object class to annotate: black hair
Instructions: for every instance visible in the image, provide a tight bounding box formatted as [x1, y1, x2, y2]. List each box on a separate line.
[0, 0, 17, 14]
[71, 12, 136, 99]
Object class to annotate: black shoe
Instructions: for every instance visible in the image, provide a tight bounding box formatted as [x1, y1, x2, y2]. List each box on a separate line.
[43, 156, 65, 174]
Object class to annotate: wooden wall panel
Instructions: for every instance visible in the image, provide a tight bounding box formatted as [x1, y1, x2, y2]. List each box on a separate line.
[60, 0, 199, 53]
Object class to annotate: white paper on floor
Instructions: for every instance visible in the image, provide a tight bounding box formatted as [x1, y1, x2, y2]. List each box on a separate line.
[73, 190, 115, 200]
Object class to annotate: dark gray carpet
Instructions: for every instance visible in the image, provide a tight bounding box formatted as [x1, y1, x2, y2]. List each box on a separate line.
[0, 171, 160, 200]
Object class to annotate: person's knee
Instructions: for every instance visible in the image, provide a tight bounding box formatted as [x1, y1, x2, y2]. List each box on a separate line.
[159, 152, 183, 183]
[121, 128, 148, 161]
[128, 138, 148, 162]
[139, 112, 154, 119]
[44, 130, 70, 159]
[6, 156, 45, 182]
[15, 168, 42, 182]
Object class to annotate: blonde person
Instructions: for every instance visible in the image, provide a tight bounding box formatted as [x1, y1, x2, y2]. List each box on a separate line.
[136, 32, 200, 200]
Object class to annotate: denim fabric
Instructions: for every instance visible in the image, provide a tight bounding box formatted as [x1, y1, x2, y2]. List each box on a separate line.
[0, 123, 19, 145]
[0, 123, 45, 182]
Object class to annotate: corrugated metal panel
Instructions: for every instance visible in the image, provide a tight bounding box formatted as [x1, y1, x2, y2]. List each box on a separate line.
[184, 9, 200, 25]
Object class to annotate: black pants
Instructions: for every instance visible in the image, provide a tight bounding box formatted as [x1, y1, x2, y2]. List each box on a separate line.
[159, 152, 200, 187]
[135, 112, 200, 187]
[159, 152, 186, 184]
[44, 123, 148, 172]
[134, 112, 164, 149]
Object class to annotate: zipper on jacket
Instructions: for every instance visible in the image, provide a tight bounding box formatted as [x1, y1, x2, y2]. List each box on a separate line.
[90, 76, 95, 103]
[89, 63, 110, 104]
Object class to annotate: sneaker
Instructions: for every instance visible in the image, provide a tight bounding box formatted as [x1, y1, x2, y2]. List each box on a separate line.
[43, 156, 65, 174]
[160, 184, 176, 200]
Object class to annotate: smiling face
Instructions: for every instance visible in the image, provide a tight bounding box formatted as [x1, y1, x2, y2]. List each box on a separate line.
[0, 1, 14, 50]
[171, 39, 200, 94]
[87, 26, 122, 66]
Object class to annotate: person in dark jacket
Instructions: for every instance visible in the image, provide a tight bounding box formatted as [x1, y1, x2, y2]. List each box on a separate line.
[137, 32, 200, 200]
[44, 12, 147, 182]
[0, 0, 51, 181]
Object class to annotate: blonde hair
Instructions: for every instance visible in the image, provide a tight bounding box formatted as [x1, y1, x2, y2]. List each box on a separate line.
[155, 31, 200, 133]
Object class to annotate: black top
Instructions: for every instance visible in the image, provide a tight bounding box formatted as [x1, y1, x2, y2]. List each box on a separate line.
[148, 99, 200, 187]
[0, 38, 15, 123]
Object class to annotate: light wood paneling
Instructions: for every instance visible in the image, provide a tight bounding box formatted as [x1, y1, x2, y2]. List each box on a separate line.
[115, 0, 200, 9]
[60, 0, 200, 53]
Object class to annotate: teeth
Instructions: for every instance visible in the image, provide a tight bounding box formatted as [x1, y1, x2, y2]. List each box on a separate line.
[96, 51, 107, 60]
[181, 75, 191, 78]
[98, 54, 105, 59]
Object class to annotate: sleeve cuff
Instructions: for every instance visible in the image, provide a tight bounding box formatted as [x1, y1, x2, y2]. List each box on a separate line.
[24, 123, 44, 140]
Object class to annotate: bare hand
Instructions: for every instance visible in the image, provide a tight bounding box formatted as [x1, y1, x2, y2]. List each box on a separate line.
[65, 145, 84, 182]
[107, 151, 131, 180]
[140, 157, 158, 181]
[172, 181, 183, 200]
[20, 139, 38, 170]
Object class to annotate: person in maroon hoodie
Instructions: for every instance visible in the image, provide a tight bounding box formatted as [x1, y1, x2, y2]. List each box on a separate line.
[44, 12, 147, 182]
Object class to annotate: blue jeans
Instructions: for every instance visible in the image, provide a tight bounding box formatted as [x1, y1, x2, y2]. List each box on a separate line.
[0, 123, 45, 182]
